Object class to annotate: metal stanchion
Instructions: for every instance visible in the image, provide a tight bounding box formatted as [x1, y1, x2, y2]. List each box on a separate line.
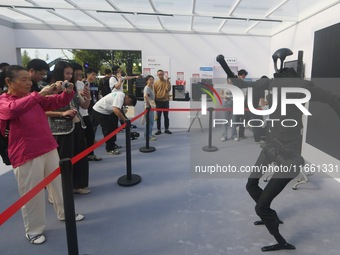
[118, 119, 142, 186]
[202, 107, 218, 152]
[140, 107, 156, 153]
[60, 158, 79, 255]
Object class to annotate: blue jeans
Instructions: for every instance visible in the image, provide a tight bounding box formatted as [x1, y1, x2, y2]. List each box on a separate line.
[144, 110, 154, 138]
[221, 100, 234, 139]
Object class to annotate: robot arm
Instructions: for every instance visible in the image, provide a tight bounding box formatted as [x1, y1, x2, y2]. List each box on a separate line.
[216, 54, 270, 91]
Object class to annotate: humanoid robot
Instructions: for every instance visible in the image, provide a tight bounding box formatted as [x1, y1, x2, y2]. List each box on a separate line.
[217, 48, 340, 252]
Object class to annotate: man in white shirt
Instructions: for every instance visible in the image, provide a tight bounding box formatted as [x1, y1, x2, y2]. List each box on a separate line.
[109, 65, 140, 92]
[93, 91, 137, 155]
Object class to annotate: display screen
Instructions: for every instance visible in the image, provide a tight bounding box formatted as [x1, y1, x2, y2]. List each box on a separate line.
[306, 22, 340, 160]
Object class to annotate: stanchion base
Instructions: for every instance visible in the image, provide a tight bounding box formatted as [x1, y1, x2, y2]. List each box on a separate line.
[202, 145, 218, 152]
[117, 174, 142, 187]
[139, 146, 156, 153]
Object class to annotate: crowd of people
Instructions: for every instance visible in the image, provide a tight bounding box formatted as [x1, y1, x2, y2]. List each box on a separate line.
[1, 58, 271, 246]
[0, 59, 170, 245]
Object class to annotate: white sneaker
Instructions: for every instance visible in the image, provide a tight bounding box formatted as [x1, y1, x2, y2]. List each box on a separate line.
[75, 213, 85, 221]
[106, 149, 120, 155]
[59, 213, 85, 222]
[221, 137, 227, 142]
[73, 188, 91, 195]
[26, 234, 46, 244]
[234, 137, 239, 141]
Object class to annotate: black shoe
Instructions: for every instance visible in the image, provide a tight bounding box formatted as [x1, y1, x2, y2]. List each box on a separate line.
[261, 243, 296, 252]
[113, 144, 122, 149]
[155, 130, 162, 135]
[164, 129, 172, 134]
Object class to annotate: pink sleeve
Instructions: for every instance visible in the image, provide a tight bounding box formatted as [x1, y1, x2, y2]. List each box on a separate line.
[39, 91, 75, 111]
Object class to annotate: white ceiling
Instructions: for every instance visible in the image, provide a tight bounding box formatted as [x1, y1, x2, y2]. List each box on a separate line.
[0, 0, 339, 36]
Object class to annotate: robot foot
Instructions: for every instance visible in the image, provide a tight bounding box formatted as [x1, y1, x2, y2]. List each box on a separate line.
[261, 243, 296, 252]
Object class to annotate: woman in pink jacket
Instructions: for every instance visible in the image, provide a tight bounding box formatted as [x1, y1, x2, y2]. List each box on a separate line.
[0, 65, 84, 245]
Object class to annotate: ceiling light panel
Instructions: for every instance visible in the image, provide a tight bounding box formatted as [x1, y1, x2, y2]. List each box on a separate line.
[14, 8, 72, 25]
[23, 0, 74, 9]
[0, 0, 30, 7]
[94, 12, 135, 29]
[153, 0, 193, 15]
[219, 19, 254, 34]
[276, 0, 335, 20]
[195, 0, 234, 14]
[160, 15, 191, 30]
[127, 15, 163, 29]
[54, 9, 103, 26]
[232, 0, 281, 17]
[0, 8, 41, 24]
[192, 16, 222, 31]
[69, 0, 113, 10]
[110, 0, 154, 13]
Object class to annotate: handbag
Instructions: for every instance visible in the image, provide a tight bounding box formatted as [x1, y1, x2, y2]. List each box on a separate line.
[0, 121, 11, 165]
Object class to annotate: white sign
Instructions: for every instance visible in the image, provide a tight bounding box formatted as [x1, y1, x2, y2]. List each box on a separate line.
[143, 56, 171, 77]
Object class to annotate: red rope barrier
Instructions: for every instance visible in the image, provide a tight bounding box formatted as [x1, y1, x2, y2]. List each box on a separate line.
[1, 106, 258, 225]
[151, 108, 201, 112]
[0, 109, 148, 226]
[0, 167, 61, 225]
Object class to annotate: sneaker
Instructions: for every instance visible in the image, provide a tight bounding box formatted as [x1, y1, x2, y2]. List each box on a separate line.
[87, 154, 102, 161]
[59, 213, 85, 222]
[234, 137, 239, 141]
[75, 213, 85, 221]
[26, 234, 46, 244]
[221, 137, 227, 142]
[155, 130, 162, 135]
[73, 188, 91, 195]
[149, 136, 157, 141]
[106, 149, 120, 155]
[164, 129, 172, 134]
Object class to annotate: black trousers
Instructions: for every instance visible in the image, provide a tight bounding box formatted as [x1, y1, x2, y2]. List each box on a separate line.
[55, 122, 89, 189]
[82, 115, 95, 156]
[246, 141, 303, 236]
[93, 110, 118, 152]
[155, 100, 170, 130]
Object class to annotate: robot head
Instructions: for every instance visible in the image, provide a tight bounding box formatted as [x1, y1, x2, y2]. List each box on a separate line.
[272, 48, 293, 73]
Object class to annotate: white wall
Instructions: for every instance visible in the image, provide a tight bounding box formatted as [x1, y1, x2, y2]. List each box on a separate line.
[12, 30, 271, 81]
[271, 3, 340, 171]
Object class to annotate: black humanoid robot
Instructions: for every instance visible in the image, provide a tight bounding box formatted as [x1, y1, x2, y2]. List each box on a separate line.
[217, 48, 340, 252]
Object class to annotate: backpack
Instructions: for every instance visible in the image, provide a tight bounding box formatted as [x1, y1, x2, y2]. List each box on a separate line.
[100, 76, 114, 97]
[0, 121, 11, 165]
